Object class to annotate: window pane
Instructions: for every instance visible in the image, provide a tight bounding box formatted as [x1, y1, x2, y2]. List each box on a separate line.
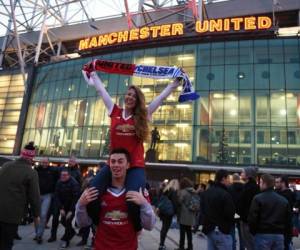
[225, 42, 238, 65]
[254, 40, 269, 63]
[211, 42, 224, 65]
[269, 39, 284, 63]
[284, 39, 299, 63]
[271, 92, 286, 126]
[239, 64, 254, 89]
[285, 64, 300, 89]
[257, 127, 271, 165]
[198, 43, 210, 66]
[270, 64, 285, 89]
[224, 65, 238, 90]
[254, 64, 269, 89]
[195, 126, 209, 163]
[209, 66, 224, 90]
[239, 40, 253, 64]
[256, 90, 270, 126]
[210, 92, 223, 125]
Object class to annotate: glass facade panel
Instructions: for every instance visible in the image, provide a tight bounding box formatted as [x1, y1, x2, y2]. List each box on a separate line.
[0, 72, 26, 154]
[23, 38, 300, 167]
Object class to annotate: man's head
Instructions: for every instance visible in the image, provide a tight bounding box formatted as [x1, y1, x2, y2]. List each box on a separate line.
[260, 174, 275, 191]
[68, 155, 77, 168]
[232, 173, 241, 183]
[275, 177, 282, 190]
[275, 175, 289, 190]
[41, 158, 49, 168]
[215, 169, 230, 186]
[109, 148, 130, 179]
[21, 141, 36, 163]
[241, 167, 257, 182]
[60, 169, 71, 182]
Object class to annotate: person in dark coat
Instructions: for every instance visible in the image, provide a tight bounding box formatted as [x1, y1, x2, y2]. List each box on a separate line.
[275, 175, 295, 250]
[239, 167, 260, 250]
[35, 158, 59, 244]
[157, 179, 179, 250]
[228, 173, 245, 250]
[55, 168, 81, 248]
[176, 178, 197, 250]
[248, 174, 292, 250]
[68, 156, 82, 185]
[0, 142, 40, 250]
[202, 169, 235, 250]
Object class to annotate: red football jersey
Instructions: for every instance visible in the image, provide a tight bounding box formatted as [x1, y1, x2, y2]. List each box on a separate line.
[94, 189, 138, 250]
[110, 105, 145, 167]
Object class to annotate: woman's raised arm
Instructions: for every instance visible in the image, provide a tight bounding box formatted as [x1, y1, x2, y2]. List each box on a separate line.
[82, 71, 114, 115]
[147, 78, 181, 116]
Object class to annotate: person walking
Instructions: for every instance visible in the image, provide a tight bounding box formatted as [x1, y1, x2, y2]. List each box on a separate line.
[157, 179, 179, 250]
[55, 169, 81, 248]
[47, 163, 64, 243]
[201, 169, 235, 250]
[248, 174, 292, 250]
[0, 142, 41, 250]
[239, 167, 260, 250]
[35, 158, 59, 244]
[176, 177, 198, 250]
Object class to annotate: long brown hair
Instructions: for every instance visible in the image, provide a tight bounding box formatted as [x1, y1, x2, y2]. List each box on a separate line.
[128, 85, 149, 142]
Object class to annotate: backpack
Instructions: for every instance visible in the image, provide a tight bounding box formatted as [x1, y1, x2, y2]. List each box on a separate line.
[158, 194, 175, 216]
[186, 192, 200, 212]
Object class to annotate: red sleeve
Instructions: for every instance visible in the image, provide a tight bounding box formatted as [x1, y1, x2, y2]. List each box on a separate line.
[110, 104, 122, 118]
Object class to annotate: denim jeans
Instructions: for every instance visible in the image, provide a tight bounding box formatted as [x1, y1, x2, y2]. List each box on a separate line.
[207, 229, 233, 250]
[254, 234, 284, 250]
[36, 193, 52, 237]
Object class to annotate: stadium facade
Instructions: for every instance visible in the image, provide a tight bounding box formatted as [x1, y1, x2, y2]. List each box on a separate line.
[1, 0, 300, 182]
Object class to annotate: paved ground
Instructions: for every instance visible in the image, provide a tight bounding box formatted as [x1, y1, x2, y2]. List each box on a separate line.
[13, 219, 205, 250]
[13, 219, 300, 250]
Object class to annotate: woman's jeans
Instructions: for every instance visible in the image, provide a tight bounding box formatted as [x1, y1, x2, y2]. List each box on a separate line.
[88, 165, 146, 230]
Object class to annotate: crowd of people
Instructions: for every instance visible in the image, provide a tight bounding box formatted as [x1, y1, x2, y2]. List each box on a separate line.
[0, 142, 300, 250]
[154, 167, 300, 250]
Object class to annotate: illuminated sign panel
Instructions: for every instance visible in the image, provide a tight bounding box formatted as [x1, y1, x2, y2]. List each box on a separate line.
[195, 16, 272, 33]
[79, 23, 184, 50]
[78, 16, 272, 51]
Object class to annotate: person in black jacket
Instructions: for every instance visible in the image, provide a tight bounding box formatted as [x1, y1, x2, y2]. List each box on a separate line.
[68, 156, 82, 186]
[55, 168, 80, 249]
[248, 174, 292, 250]
[239, 167, 260, 250]
[275, 175, 295, 250]
[201, 169, 235, 250]
[228, 173, 244, 250]
[35, 158, 59, 244]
